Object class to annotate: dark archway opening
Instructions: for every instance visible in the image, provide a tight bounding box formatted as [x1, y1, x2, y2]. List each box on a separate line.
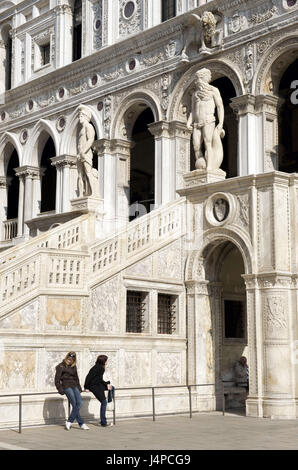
[278, 58, 298, 173]
[129, 107, 155, 221]
[6, 149, 19, 219]
[190, 77, 237, 178]
[73, 0, 82, 62]
[40, 137, 56, 213]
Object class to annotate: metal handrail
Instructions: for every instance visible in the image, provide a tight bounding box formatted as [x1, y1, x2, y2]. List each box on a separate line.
[0, 383, 219, 433]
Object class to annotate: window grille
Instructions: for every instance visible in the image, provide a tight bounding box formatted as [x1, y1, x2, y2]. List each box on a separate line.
[126, 291, 146, 333]
[158, 294, 176, 334]
[162, 0, 176, 22]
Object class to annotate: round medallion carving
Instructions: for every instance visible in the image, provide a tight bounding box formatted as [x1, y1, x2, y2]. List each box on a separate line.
[124, 1, 135, 18]
[128, 59, 136, 71]
[91, 74, 98, 86]
[1, 111, 6, 121]
[97, 101, 104, 111]
[20, 129, 28, 144]
[205, 192, 236, 227]
[28, 99, 34, 111]
[56, 116, 66, 132]
[95, 19, 101, 30]
[58, 87, 65, 99]
[287, 0, 296, 6]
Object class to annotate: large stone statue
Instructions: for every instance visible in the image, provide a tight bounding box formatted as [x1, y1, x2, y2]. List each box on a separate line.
[76, 105, 97, 197]
[187, 68, 225, 171]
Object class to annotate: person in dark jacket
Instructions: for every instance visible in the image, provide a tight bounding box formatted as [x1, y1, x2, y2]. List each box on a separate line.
[84, 354, 114, 427]
[54, 352, 89, 430]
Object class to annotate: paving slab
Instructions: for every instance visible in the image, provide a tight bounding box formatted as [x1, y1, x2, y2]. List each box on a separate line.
[0, 412, 298, 451]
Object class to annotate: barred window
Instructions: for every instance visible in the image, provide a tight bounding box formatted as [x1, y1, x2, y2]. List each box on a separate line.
[161, 0, 176, 22]
[126, 291, 147, 333]
[158, 294, 177, 334]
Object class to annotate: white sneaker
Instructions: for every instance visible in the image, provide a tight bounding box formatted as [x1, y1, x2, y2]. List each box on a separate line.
[80, 424, 89, 430]
[65, 421, 72, 430]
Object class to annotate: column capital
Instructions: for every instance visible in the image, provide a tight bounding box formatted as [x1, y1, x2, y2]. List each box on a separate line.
[148, 120, 171, 138]
[14, 165, 41, 179]
[50, 155, 77, 168]
[185, 280, 209, 295]
[93, 138, 133, 157]
[230, 94, 257, 116]
[169, 120, 192, 139]
[254, 94, 281, 115]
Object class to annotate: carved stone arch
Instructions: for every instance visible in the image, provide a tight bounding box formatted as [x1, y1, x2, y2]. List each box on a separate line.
[111, 90, 162, 140]
[0, 1, 16, 15]
[60, 104, 102, 156]
[0, 132, 22, 175]
[185, 227, 254, 282]
[24, 119, 59, 166]
[168, 60, 245, 122]
[253, 35, 298, 96]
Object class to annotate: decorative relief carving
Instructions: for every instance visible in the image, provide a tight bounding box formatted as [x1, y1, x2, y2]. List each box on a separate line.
[228, 13, 247, 33]
[0, 351, 35, 390]
[264, 295, 288, 338]
[44, 351, 68, 389]
[157, 240, 182, 280]
[0, 300, 38, 330]
[90, 276, 119, 333]
[119, 0, 142, 38]
[46, 298, 81, 331]
[93, 0, 103, 50]
[237, 193, 250, 229]
[249, 4, 278, 24]
[125, 256, 152, 277]
[88, 350, 117, 385]
[124, 351, 151, 386]
[156, 353, 181, 385]
[104, 95, 112, 138]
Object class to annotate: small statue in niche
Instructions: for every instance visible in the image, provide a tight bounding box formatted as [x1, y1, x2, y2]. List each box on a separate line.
[181, 11, 223, 59]
[76, 105, 97, 197]
[187, 68, 225, 170]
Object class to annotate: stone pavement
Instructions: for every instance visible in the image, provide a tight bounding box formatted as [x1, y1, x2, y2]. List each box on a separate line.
[0, 411, 298, 450]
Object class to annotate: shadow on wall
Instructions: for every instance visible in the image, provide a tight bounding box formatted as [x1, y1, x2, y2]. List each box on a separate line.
[43, 396, 95, 425]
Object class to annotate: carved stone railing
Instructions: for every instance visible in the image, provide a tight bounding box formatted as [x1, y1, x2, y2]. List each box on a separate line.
[0, 248, 89, 316]
[0, 198, 187, 316]
[2, 219, 18, 241]
[0, 213, 91, 268]
[90, 197, 186, 284]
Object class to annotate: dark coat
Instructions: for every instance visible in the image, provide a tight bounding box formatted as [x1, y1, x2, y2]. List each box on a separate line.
[54, 361, 82, 395]
[84, 363, 110, 402]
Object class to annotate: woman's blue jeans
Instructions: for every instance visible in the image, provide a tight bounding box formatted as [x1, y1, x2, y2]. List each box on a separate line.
[64, 387, 84, 426]
[100, 386, 114, 425]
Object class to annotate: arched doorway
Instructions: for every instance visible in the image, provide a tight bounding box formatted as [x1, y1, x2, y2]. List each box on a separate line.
[278, 57, 298, 173]
[6, 148, 19, 220]
[129, 107, 155, 220]
[186, 239, 248, 412]
[40, 135, 56, 213]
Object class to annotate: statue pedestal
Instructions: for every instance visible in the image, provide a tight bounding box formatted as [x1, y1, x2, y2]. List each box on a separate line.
[70, 196, 104, 215]
[183, 169, 226, 188]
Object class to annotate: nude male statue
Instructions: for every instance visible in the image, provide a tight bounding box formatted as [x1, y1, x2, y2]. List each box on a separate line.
[77, 106, 95, 197]
[187, 68, 225, 170]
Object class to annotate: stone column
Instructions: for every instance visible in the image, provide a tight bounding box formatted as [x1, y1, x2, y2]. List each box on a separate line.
[93, 139, 117, 234]
[0, 40, 6, 96]
[54, 4, 73, 67]
[168, 121, 192, 194]
[51, 155, 77, 213]
[14, 166, 40, 237]
[185, 280, 216, 412]
[112, 139, 133, 228]
[255, 95, 280, 172]
[230, 95, 262, 176]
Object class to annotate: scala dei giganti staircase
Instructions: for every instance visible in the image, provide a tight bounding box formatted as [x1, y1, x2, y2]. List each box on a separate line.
[0, 196, 189, 428]
[0, 197, 187, 319]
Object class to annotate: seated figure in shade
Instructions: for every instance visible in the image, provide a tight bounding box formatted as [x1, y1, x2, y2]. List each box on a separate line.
[234, 356, 249, 392]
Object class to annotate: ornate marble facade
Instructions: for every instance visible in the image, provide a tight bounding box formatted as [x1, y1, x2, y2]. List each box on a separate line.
[0, 0, 297, 427]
